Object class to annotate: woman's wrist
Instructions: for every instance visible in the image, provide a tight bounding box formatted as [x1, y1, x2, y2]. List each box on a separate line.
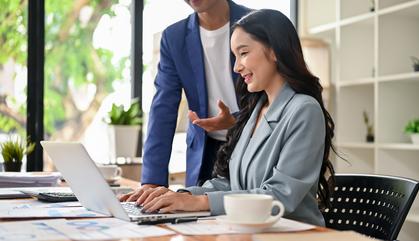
[195, 195, 210, 211]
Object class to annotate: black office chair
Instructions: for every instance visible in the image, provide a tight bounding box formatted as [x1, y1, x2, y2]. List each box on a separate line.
[322, 173, 419, 240]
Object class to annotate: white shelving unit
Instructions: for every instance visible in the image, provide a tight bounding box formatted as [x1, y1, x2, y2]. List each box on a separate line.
[301, 1, 419, 240]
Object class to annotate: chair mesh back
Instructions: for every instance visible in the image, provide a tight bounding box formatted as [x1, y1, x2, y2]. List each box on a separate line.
[322, 174, 419, 240]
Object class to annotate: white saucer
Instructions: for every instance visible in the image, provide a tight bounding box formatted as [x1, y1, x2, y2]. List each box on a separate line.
[105, 176, 121, 184]
[216, 215, 278, 232]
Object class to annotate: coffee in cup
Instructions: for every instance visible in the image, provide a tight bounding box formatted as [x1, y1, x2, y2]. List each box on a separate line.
[224, 194, 285, 223]
[97, 165, 122, 180]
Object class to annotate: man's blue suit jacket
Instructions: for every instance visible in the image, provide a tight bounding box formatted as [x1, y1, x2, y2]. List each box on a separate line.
[141, 1, 250, 187]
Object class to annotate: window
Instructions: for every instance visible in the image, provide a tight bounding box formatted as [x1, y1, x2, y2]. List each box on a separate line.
[0, 0, 28, 169]
[43, 0, 133, 169]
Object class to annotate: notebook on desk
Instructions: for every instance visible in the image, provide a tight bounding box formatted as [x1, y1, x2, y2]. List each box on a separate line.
[40, 141, 210, 222]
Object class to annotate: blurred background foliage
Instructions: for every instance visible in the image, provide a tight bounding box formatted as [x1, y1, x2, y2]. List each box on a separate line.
[0, 0, 129, 140]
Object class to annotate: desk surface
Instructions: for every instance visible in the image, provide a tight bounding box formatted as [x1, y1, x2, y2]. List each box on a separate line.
[0, 178, 331, 241]
[104, 178, 331, 240]
[125, 228, 330, 241]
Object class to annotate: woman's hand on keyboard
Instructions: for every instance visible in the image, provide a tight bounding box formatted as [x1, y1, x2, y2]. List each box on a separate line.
[141, 190, 209, 213]
[118, 184, 159, 202]
[135, 186, 173, 206]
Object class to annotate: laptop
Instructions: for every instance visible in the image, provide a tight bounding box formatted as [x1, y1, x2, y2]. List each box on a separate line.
[40, 141, 210, 222]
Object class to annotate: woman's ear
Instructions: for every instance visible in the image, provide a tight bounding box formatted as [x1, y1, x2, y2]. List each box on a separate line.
[269, 48, 277, 62]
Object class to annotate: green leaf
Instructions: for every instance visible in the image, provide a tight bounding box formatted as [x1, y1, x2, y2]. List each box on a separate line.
[106, 100, 142, 126]
[0, 137, 35, 164]
[405, 119, 419, 134]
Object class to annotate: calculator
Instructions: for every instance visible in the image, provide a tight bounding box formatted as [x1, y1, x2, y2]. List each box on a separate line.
[36, 192, 78, 202]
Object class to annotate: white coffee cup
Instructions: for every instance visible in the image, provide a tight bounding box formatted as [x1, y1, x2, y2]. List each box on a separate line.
[224, 194, 285, 223]
[97, 165, 122, 180]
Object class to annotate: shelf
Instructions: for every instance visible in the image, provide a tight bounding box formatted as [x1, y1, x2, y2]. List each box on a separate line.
[337, 142, 375, 149]
[340, 12, 375, 27]
[308, 23, 336, 35]
[341, 0, 375, 20]
[306, 26, 336, 46]
[378, 143, 419, 151]
[378, 81, 419, 143]
[305, 0, 336, 30]
[337, 85, 374, 143]
[340, 18, 375, 81]
[378, 0, 419, 16]
[378, 4, 419, 76]
[306, 0, 419, 34]
[303, 1, 419, 238]
[338, 77, 375, 87]
[337, 72, 419, 86]
[308, 13, 375, 35]
[378, 72, 419, 83]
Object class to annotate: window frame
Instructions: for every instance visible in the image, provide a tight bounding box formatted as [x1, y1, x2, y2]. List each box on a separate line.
[26, 0, 144, 170]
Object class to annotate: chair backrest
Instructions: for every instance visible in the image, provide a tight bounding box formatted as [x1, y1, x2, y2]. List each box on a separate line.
[322, 173, 419, 240]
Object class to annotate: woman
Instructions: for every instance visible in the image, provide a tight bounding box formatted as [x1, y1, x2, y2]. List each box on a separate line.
[124, 9, 335, 226]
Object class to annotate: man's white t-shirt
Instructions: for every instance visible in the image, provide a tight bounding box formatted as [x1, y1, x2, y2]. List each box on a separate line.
[200, 22, 239, 141]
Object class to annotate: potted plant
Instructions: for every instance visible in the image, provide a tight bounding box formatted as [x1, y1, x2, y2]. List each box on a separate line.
[1, 137, 35, 172]
[404, 119, 419, 144]
[363, 111, 374, 142]
[105, 100, 142, 160]
[411, 56, 419, 72]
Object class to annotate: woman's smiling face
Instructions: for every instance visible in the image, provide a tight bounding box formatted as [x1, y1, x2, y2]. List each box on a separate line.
[231, 27, 279, 93]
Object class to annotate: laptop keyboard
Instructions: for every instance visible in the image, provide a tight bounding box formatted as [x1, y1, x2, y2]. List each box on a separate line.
[121, 202, 160, 216]
[121, 202, 143, 216]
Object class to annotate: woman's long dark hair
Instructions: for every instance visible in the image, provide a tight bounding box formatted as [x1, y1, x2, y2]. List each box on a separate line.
[213, 9, 336, 209]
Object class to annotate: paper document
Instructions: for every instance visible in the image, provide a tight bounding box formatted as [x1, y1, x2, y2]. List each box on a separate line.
[0, 198, 81, 208]
[0, 188, 31, 199]
[0, 199, 102, 218]
[0, 218, 175, 241]
[0, 172, 61, 187]
[0, 186, 72, 199]
[17, 186, 73, 194]
[15, 186, 131, 196]
[167, 217, 315, 235]
[47, 218, 175, 240]
[253, 231, 375, 241]
[0, 219, 70, 241]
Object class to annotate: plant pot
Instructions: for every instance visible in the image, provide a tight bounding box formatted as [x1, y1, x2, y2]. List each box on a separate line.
[410, 134, 419, 145]
[366, 134, 374, 143]
[3, 161, 22, 172]
[108, 125, 141, 159]
[414, 64, 419, 72]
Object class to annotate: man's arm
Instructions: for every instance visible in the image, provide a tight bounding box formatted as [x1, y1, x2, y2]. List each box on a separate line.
[141, 29, 182, 187]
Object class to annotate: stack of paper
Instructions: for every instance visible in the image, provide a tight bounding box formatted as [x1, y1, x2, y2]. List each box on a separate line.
[0, 172, 61, 187]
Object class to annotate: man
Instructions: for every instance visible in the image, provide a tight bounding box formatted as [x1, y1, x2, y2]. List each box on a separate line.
[120, 0, 250, 202]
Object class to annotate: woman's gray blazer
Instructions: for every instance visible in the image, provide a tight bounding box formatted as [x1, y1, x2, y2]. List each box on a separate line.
[186, 83, 326, 226]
